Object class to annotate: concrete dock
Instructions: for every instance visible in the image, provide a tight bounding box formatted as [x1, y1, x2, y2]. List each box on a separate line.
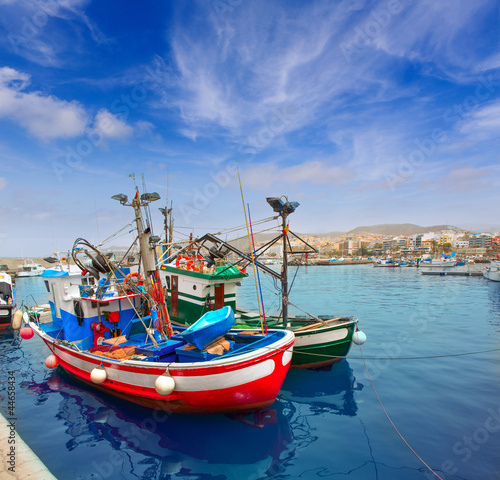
[0, 413, 57, 479]
[420, 271, 483, 276]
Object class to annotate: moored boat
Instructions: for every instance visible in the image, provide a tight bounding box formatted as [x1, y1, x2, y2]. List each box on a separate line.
[16, 259, 46, 277]
[373, 258, 400, 267]
[0, 272, 15, 329]
[418, 258, 456, 268]
[159, 196, 366, 369]
[19, 190, 294, 414]
[483, 261, 500, 282]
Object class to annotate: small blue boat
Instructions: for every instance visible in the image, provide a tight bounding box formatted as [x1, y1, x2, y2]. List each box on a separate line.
[180, 306, 236, 350]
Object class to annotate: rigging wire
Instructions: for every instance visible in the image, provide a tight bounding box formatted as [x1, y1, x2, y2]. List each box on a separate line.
[248, 203, 267, 334]
[237, 167, 265, 334]
[98, 222, 135, 247]
[173, 216, 279, 236]
[358, 342, 444, 480]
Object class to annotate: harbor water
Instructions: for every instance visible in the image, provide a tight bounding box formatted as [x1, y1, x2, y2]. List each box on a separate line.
[1, 265, 499, 480]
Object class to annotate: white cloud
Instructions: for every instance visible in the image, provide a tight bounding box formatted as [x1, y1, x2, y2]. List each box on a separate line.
[0, 177, 7, 189]
[134, 120, 155, 137]
[164, 1, 349, 139]
[93, 109, 134, 140]
[179, 129, 198, 141]
[0, 67, 89, 140]
[460, 102, 500, 136]
[161, 0, 434, 150]
[440, 166, 495, 193]
[1, 0, 105, 66]
[368, 0, 500, 81]
[242, 160, 354, 190]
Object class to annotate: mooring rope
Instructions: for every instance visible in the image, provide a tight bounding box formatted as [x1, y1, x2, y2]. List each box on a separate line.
[358, 342, 444, 480]
[289, 346, 500, 360]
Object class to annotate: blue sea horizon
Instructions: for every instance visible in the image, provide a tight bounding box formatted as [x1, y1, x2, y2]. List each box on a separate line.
[2, 265, 499, 479]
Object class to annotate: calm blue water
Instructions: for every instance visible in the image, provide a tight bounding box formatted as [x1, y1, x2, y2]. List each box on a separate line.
[2, 266, 500, 480]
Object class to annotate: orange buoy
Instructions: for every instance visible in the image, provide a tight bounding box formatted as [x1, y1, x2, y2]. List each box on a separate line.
[45, 354, 58, 369]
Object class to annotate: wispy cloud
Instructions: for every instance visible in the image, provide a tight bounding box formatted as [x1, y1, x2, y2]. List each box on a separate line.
[1, 0, 106, 66]
[459, 101, 500, 138]
[369, 0, 500, 81]
[162, 0, 498, 158]
[242, 160, 355, 190]
[163, 1, 360, 140]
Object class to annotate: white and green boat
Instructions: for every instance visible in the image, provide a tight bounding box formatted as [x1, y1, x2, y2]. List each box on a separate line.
[160, 197, 366, 369]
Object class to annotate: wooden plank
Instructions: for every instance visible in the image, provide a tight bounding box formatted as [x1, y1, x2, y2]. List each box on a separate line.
[293, 317, 343, 332]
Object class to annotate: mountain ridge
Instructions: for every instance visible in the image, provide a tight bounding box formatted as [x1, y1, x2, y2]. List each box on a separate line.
[346, 223, 463, 236]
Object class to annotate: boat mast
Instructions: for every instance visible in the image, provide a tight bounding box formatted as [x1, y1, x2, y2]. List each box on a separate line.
[159, 201, 173, 257]
[266, 197, 300, 328]
[281, 206, 289, 326]
[112, 190, 161, 293]
[133, 194, 156, 288]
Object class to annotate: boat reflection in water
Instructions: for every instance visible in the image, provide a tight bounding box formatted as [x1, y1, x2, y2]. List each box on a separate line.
[279, 359, 363, 417]
[486, 281, 500, 331]
[23, 359, 361, 479]
[25, 370, 293, 480]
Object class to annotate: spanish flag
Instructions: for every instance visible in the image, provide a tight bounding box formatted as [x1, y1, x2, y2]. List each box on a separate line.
[283, 223, 289, 235]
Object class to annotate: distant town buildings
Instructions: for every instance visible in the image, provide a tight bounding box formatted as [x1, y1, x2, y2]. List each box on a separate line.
[280, 229, 500, 258]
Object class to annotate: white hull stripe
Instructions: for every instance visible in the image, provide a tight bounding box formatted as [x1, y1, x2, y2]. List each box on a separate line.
[57, 347, 276, 391]
[295, 328, 348, 347]
[176, 294, 236, 306]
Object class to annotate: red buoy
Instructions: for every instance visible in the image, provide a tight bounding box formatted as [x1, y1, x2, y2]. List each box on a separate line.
[20, 327, 34, 340]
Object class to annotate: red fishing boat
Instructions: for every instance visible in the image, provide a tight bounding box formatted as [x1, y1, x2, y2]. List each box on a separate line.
[21, 189, 294, 414]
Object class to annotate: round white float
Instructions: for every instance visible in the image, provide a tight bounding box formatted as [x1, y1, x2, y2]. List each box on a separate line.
[352, 330, 367, 345]
[155, 374, 175, 395]
[90, 367, 107, 384]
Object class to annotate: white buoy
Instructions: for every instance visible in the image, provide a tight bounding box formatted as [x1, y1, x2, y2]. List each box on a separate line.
[155, 374, 175, 395]
[12, 309, 23, 330]
[90, 367, 107, 384]
[44, 354, 58, 369]
[352, 330, 367, 345]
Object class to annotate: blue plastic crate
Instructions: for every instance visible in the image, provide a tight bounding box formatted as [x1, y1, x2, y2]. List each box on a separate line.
[135, 339, 184, 357]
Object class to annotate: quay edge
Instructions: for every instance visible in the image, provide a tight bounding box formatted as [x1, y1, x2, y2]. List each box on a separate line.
[0, 412, 58, 479]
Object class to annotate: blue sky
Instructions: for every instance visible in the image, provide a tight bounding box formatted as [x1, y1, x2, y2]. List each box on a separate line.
[0, 0, 499, 256]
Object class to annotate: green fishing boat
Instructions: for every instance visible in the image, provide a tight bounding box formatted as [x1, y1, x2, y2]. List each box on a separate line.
[159, 196, 366, 369]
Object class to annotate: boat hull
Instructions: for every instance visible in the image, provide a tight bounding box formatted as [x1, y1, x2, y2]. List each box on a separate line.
[0, 272, 15, 329]
[237, 315, 357, 369]
[0, 304, 15, 329]
[32, 323, 294, 414]
[483, 267, 500, 282]
[419, 263, 456, 268]
[291, 323, 355, 369]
